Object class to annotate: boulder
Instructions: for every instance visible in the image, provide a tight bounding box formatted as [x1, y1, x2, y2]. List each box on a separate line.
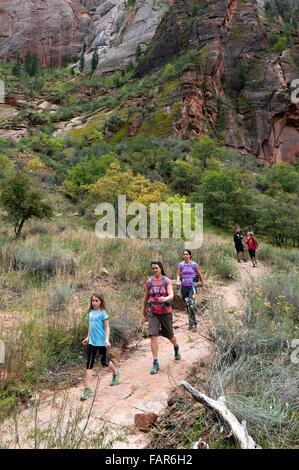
[134, 412, 158, 432]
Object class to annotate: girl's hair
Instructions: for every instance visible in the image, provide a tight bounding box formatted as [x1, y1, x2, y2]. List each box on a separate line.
[151, 260, 167, 276]
[87, 292, 109, 314]
[183, 249, 192, 258]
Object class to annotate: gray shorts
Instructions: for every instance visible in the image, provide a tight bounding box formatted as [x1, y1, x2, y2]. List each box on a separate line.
[148, 312, 174, 339]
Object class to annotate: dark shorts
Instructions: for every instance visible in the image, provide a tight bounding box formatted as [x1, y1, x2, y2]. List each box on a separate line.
[248, 249, 256, 258]
[86, 344, 110, 369]
[148, 312, 174, 340]
[235, 245, 244, 254]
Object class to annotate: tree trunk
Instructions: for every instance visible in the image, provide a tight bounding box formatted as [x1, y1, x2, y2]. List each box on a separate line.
[16, 218, 26, 239]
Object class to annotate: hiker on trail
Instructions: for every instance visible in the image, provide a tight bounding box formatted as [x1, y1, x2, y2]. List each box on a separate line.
[143, 260, 181, 375]
[176, 249, 206, 331]
[81, 292, 120, 400]
[245, 232, 258, 267]
[233, 227, 247, 263]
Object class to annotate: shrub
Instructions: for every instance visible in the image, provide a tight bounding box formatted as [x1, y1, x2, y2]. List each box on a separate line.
[204, 272, 298, 448]
[47, 283, 74, 315]
[16, 246, 76, 278]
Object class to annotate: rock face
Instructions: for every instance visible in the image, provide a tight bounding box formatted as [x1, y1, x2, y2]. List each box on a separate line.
[136, 0, 299, 164]
[0, 0, 298, 163]
[83, 0, 170, 74]
[0, 0, 102, 66]
[0, 0, 169, 70]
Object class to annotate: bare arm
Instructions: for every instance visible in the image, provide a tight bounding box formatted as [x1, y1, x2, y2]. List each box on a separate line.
[104, 318, 111, 347]
[143, 286, 149, 319]
[82, 325, 90, 346]
[196, 268, 206, 290]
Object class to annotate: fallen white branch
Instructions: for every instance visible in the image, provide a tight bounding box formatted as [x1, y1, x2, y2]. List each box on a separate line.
[180, 381, 261, 449]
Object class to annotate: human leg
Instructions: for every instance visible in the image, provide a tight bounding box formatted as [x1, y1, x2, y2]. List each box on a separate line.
[81, 344, 97, 400]
[148, 313, 160, 374]
[159, 314, 181, 360]
[183, 286, 197, 328]
[150, 334, 160, 374]
[150, 335, 159, 360]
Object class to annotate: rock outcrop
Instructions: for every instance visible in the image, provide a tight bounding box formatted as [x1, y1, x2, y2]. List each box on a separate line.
[0, 0, 298, 163]
[136, 0, 299, 164]
[0, 0, 102, 66]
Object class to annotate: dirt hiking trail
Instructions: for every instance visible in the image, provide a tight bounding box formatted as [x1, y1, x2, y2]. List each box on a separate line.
[2, 260, 267, 449]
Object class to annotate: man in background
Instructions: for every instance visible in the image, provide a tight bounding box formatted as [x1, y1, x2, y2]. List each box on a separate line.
[233, 227, 247, 263]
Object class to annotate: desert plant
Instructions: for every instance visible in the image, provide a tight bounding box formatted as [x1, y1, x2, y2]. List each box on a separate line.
[0, 173, 54, 238]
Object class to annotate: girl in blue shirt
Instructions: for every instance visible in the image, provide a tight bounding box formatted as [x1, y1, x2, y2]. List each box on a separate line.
[81, 292, 120, 400]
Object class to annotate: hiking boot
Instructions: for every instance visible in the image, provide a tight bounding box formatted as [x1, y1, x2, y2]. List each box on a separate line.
[150, 362, 159, 374]
[252, 263, 255, 267]
[243, 259, 247, 263]
[191, 326, 197, 332]
[237, 259, 241, 263]
[188, 325, 193, 330]
[111, 369, 120, 386]
[174, 346, 181, 361]
[80, 387, 92, 401]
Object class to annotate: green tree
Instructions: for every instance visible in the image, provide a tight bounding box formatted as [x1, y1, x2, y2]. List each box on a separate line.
[25, 50, 31, 74]
[196, 168, 256, 227]
[62, 153, 119, 199]
[126, 61, 134, 73]
[192, 6, 199, 17]
[61, 55, 68, 68]
[0, 155, 14, 178]
[273, 35, 287, 53]
[91, 49, 99, 72]
[135, 44, 142, 61]
[0, 173, 54, 238]
[256, 193, 299, 246]
[29, 54, 38, 77]
[191, 135, 229, 169]
[12, 52, 21, 77]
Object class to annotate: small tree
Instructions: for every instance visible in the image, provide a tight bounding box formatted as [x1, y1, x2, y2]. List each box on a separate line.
[91, 49, 99, 72]
[61, 55, 68, 68]
[24, 50, 31, 74]
[29, 54, 38, 77]
[79, 44, 86, 73]
[135, 44, 142, 61]
[0, 173, 54, 238]
[192, 6, 199, 17]
[13, 52, 21, 77]
[126, 60, 134, 73]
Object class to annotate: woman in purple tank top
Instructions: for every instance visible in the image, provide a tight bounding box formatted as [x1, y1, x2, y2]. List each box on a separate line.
[176, 250, 206, 331]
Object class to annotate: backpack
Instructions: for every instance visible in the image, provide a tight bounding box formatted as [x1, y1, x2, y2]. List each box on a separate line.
[180, 260, 199, 283]
[148, 275, 172, 314]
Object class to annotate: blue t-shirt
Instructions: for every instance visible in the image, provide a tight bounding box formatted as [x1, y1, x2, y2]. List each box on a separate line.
[87, 309, 109, 346]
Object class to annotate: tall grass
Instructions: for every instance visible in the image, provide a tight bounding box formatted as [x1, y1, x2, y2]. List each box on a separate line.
[203, 271, 299, 448]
